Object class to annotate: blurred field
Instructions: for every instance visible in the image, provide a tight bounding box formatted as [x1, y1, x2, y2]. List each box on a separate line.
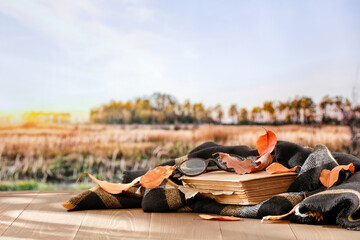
[0, 123, 353, 190]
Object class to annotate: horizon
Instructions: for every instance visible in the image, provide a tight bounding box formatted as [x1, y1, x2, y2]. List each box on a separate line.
[1, 0, 360, 121]
[1, 92, 355, 124]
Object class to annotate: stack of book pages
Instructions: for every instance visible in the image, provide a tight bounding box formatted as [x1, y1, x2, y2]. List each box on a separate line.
[180, 170, 297, 205]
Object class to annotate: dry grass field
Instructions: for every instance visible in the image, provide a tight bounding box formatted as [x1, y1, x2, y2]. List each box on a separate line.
[0, 123, 353, 189]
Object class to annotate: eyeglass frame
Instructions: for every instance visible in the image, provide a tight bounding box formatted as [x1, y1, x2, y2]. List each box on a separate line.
[174, 157, 236, 177]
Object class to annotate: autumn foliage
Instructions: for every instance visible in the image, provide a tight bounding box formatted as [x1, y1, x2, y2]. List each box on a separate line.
[216, 130, 277, 175]
[256, 129, 277, 156]
[319, 163, 355, 188]
[140, 166, 175, 189]
[266, 163, 298, 174]
[79, 165, 175, 194]
[77, 173, 141, 194]
[199, 214, 242, 221]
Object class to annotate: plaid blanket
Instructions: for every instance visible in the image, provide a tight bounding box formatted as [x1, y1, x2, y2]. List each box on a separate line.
[62, 141, 360, 230]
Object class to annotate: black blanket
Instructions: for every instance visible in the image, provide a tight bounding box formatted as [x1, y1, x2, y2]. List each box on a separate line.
[62, 141, 360, 230]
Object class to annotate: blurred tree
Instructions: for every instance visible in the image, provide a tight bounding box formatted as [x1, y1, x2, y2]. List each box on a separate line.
[123, 101, 133, 123]
[214, 104, 223, 123]
[88, 92, 359, 135]
[263, 101, 275, 123]
[291, 97, 301, 124]
[239, 108, 249, 124]
[182, 100, 193, 123]
[319, 95, 333, 124]
[150, 93, 177, 123]
[183, 100, 192, 116]
[277, 101, 291, 123]
[205, 107, 214, 123]
[22, 112, 71, 124]
[251, 107, 262, 123]
[228, 104, 238, 124]
[330, 95, 359, 155]
[300, 97, 315, 124]
[192, 103, 205, 123]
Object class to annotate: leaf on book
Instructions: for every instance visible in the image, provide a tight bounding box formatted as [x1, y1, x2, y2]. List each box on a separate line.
[256, 129, 277, 156]
[140, 165, 175, 189]
[266, 162, 298, 174]
[319, 163, 355, 189]
[78, 173, 141, 194]
[262, 203, 300, 222]
[216, 152, 254, 175]
[199, 214, 242, 221]
[252, 153, 273, 172]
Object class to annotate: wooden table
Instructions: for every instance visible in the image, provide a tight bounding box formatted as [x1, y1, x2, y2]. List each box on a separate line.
[0, 191, 358, 239]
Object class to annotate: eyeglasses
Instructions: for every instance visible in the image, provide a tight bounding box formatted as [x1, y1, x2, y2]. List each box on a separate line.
[175, 157, 236, 176]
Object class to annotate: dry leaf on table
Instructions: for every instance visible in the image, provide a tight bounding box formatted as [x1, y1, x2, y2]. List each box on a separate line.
[256, 129, 277, 156]
[78, 173, 141, 194]
[262, 203, 300, 222]
[199, 214, 242, 221]
[319, 163, 355, 189]
[266, 162, 299, 174]
[140, 165, 175, 189]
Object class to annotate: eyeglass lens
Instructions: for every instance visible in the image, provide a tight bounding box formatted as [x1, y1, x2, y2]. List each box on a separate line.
[179, 159, 207, 176]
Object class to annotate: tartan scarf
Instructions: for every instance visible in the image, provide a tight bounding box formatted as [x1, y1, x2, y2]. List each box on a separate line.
[62, 141, 360, 230]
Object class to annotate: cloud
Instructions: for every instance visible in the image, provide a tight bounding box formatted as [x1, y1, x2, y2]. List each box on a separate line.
[183, 49, 200, 60]
[0, 0, 179, 116]
[1, 0, 359, 121]
[126, 6, 156, 22]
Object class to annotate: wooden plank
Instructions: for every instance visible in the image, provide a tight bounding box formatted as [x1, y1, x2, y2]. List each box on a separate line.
[74, 209, 151, 240]
[0, 191, 39, 236]
[2, 191, 360, 239]
[290, 222, 360, 240]
[149, 212, 222, 240]
[220, 219, 297, 240]
[1, 192, 86, 240]
[0, 191, 39, 196]
[0, 190, 84, 196]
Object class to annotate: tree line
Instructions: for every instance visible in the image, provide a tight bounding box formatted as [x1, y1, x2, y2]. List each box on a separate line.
[90, 93, 360, 125]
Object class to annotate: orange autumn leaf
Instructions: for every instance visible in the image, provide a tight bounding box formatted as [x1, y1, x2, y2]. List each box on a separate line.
[256, 129, 277, 156]
[252, 153, 273, 172]
[215, 152, 273, 175]
[266, 162, 299, 174]
[306, 210, 324, 221]
[319, 163, 355, 189]
[215, 152, 254, 175]
[78, 173, 141, 194]
[199, 214, 242, 221]
[140, 165, 175, 189]
[262, 203, 300, 222]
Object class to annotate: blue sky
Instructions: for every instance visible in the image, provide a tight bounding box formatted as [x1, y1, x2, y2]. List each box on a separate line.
[1, 0, 360, 120]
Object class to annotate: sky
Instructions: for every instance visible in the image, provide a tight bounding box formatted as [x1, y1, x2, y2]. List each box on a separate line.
[1, 0, 360, 121]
